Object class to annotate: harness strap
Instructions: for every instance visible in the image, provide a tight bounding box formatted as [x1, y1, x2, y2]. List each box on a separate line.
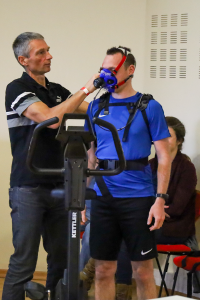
[95, 157, 148, 199]
[95, 166, 113, 200]
[94, 93, 110, 118]
[139, 94, 153, 141]
[95, 93, 153, 141]
[122, 101, 139, 142]
[141, 110, 152, 141]
[99, 158, 148, 171]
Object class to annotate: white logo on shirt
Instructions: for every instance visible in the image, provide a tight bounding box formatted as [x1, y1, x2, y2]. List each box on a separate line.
[141, 248, 153, 255]
[56, 96, 62, 102]
[99, 113, 110, 118]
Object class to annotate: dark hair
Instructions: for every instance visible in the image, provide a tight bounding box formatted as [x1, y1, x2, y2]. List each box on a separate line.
[165, 116, 186, 151]
[12, 32, 44, 67]
[106, 46, 136, 69]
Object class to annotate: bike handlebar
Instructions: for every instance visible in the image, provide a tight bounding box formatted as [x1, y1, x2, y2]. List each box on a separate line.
[27, 115, 126, 177]
[26, 117, 65, 176]
[86, 117, 126, 176]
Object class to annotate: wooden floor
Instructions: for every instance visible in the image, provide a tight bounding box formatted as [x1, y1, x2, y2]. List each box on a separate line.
[0, 277, 194, 300]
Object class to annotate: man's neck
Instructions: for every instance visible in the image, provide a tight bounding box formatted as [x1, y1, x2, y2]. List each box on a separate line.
[111, 86, 137, 99]
[26, 70, 46, 88]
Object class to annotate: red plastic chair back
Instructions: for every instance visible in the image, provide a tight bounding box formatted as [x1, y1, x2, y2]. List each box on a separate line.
[174, 256, 200, 271]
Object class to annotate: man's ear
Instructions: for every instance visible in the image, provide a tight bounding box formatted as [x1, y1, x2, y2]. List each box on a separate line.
[18, 56, 28, 67]
[129, 64, 135, 75]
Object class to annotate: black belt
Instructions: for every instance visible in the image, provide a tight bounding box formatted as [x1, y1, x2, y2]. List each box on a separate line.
[98, 158, 148, 171]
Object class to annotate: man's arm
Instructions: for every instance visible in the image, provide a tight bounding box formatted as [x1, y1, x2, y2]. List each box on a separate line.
[74, 100, 89, 114]
[23, 74, 98, 129]
[147, 137, 171, 231]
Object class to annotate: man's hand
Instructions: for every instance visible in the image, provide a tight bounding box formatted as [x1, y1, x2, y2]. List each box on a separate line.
[147, 198, 166, 231]
[84, 73, 100, 94]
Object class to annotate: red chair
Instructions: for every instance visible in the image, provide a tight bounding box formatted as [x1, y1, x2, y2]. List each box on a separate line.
[156, 245, 191, 297]
[156, 189, 200, 297]
[173, 251, 200, 298]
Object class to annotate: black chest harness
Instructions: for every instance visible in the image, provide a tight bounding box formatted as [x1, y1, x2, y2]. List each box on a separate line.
[93, 92, 154, 199]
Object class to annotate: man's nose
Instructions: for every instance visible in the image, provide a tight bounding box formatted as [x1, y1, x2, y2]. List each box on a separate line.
[47, 52, 53, 60]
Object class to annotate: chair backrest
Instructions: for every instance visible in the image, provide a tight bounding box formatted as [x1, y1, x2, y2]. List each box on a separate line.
[195, 190, 200, 221]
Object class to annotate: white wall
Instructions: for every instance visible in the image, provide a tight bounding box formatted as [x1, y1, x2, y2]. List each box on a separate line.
[145, 0, 200, 294]
[0, 0, 147, 271]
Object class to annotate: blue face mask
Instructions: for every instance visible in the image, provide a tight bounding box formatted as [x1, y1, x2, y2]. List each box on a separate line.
[93, 46, 132, 93]
[98, 68, 118, 93]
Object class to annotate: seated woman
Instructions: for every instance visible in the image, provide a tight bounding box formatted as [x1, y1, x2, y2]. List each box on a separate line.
[150, 116, 197, 246]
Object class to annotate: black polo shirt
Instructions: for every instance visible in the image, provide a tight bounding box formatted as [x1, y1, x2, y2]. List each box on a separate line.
[6, 72, 71, 187]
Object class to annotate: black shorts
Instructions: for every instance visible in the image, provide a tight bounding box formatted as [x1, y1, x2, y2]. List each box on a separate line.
[90, 196, 157, 261]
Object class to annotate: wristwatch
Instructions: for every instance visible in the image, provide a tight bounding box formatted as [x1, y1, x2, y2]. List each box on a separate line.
[156, 193, 169, 201]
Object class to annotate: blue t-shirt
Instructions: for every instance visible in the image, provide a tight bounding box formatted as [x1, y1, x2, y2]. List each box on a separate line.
[85, 92, 170, 198]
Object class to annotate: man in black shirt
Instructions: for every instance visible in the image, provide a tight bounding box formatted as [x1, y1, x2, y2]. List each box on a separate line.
[3, 32, 98, 300]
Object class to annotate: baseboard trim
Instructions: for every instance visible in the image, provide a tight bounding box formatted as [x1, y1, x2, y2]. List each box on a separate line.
[0, 269, 47, 281]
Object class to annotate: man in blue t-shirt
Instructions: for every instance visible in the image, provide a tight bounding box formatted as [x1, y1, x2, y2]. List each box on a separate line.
[84, 47, 171, 300]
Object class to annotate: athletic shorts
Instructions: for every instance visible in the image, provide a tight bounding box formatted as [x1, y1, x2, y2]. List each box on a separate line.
[90, 196, 157, 261]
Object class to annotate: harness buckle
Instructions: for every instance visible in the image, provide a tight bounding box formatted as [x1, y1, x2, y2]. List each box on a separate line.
[107, 160, 119, 170]
[107, 160, 115, 170]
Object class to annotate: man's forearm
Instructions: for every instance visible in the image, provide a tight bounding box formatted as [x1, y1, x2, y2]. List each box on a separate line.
[157, 156, 171, 196]
[48, 90, 89, 123]
[74, 100, 89, 114]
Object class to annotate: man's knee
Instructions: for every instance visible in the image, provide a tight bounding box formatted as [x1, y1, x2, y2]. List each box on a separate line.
[131, 259, 154, 283]
[95, 260, 117, 281]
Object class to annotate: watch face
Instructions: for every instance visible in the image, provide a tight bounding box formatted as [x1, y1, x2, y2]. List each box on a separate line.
[157, 193, 169, 200]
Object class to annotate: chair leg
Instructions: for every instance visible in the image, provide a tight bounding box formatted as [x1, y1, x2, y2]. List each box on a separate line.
[171, 267, 179, 295]
[187, 261, 200, 296]
[156, 257, 169, 296]
[194, 271, 200, 291]
[156, 255, 170, 297]
[187, 272, 193, 298]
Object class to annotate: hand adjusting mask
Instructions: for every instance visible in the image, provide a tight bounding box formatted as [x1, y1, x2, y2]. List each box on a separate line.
[93, 46, 133, 93]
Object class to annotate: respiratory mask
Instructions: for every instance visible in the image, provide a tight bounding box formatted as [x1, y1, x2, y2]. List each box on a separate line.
[93, 46, 133, 93]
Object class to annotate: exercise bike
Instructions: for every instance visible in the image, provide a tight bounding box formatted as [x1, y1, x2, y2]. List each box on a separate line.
[24, 113, 126, 300]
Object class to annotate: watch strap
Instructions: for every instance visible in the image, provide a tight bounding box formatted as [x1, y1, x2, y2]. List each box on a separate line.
[156, 193, 169, 201]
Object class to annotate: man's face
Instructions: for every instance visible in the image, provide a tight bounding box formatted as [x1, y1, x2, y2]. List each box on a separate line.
[22, 39, 53, 75]
[101, 53, 133, 91]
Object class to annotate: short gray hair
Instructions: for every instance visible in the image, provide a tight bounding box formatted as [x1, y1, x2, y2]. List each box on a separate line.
[12, 32, 44, 64]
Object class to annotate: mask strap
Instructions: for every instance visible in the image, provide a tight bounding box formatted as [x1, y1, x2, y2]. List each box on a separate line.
[112, 55, 127, 75]
[113, 47, 130, 75]
[114, 75, 133, 89]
